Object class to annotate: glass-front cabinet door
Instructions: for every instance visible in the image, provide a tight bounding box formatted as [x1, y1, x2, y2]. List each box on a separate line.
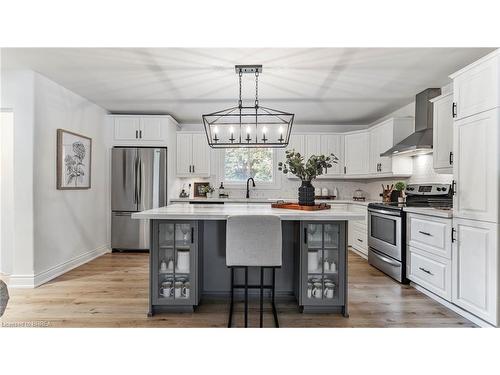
[153, 221, 197, 305]
[301, 222, 345, 307]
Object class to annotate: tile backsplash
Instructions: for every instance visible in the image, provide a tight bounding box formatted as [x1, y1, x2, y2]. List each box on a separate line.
[174, 153, 452, 201]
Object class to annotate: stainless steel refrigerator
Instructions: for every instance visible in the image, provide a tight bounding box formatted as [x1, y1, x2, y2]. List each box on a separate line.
[111, 147, 167, 251]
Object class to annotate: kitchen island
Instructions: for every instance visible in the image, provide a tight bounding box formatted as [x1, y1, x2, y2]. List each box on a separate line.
[132, 204, 365, 317]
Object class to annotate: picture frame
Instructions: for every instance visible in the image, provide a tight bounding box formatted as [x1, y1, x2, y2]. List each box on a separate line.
[193, 182, 210, 197]
[56, 129, 92, 190]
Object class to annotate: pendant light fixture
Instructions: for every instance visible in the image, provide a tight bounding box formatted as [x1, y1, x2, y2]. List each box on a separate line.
[202, 65, 294, 148]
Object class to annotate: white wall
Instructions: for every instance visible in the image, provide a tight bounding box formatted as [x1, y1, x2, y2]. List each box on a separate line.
[1, 69, 110, 286]
[0, 70, 36, 281]
[33, 73, 109, 278]
[0, 111, 15, 275]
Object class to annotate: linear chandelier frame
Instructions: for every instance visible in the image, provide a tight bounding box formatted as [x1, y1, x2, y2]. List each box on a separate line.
[202, 65, 294, 149]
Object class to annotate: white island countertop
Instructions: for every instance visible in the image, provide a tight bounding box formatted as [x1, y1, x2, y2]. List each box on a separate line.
[132, 203, 366, 221]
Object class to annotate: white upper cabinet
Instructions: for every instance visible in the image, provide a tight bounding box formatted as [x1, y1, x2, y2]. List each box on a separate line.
[344, 132, 369, 175]
[285, 133, 343, 178]
[286, 134, 305, 155]
[450, 50, 500, 120]
[431, 93, 454, 173]
[452, 218, 498, 325]
[304, 134, 321, 161]
[176, 133, 192, 176]
[176, 132, 210, 177]
[320, 134, 343, 176]
[139, 117, 164, 141]
[453, 108, 499, 223]
[191, 133, 210, 176]
[368, 118, 414, 176]
[110, 115, 177, 146]
[113, 116, 141, 141]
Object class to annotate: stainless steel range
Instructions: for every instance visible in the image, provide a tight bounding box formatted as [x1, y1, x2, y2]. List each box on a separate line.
[367, 183, 452, 283]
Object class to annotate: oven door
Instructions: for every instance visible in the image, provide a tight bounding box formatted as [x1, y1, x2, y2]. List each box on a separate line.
[368, 209, 402, 261]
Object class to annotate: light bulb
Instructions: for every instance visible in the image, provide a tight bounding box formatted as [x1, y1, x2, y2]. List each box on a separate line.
[279, 126, 283, 134]
[262, 127, 267, 134]
[246, 126, 251, 134]
[213, 126, 219, 134]
[229, 126, 234, 134]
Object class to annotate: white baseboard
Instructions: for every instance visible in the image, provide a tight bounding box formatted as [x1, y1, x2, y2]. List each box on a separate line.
[8, 244, 110, 288]
[349, 246, 368, 260]
[411, 282, 495, 328]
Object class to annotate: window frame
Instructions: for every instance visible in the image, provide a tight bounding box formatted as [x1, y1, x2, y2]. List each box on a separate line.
[216, 148, 282, 190]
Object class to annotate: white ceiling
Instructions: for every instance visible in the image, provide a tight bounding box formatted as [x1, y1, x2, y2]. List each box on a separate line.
[1, 48, 494, 125]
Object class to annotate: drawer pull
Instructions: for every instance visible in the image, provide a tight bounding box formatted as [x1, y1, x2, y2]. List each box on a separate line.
[418, 231, 432, 236]
[419, 267, 433, 275]
[357, 238, 363, 242]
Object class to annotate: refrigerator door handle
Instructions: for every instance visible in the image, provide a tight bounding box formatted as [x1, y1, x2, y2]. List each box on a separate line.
[134, 156, 139, 205]
[138, 157, 143, 206]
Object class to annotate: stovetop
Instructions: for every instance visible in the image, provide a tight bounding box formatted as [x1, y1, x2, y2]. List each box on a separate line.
[368, 183, 453, 212]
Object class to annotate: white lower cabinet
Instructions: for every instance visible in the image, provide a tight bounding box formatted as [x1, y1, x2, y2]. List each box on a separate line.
[350, 224, 367, 256]
[408, 246, 452, 301]
[407, 213, 452, 259]
[407, 213, 452, 301]
[348, 205, 367, 256]
[452, 218, 498, 325]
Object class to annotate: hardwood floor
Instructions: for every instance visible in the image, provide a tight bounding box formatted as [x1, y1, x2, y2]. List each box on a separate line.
[0, 251, 475, 327]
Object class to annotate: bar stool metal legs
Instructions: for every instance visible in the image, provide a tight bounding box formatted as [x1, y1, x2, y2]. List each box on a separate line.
[244, 266, 248, 328]
[227, 267, 279, 328]
[271, 268, 279, 328]
[228, 268, 234, 328]
[259, 267, 264, 328]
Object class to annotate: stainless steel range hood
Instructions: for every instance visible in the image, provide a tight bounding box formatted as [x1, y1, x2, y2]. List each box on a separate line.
[381, 88, 442, 157]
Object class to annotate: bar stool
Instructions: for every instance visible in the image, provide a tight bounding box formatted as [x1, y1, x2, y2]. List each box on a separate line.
[226, 215, 282, 328]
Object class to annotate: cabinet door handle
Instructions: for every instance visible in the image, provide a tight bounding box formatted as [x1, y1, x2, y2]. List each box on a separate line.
[418, 231, 432, 236]
[189, 165, 192, 173]
[135, 130, 138, 139]
[192, 165, 195, 173]
[357, 238, 363, 242]
[449, 152, 453, 166]
[139, 130, 142, 139]
[191, 227, 194, 244]
[344, 166, 347, 174]
[304, 227, 308, 244]
[452, 102, 457, 118]
[419, 267, 433, 275]
[452, 227, 456, 243]
[451, 180, 456, 195]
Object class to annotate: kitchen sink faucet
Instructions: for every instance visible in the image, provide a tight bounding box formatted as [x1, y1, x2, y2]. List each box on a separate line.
[246, 177, 256, 199]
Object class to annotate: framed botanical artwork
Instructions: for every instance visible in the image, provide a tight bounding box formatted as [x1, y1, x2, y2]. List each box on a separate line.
[57, 129, 92, 190]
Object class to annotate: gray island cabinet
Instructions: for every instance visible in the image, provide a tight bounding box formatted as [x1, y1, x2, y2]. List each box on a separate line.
[132, 204, 363, 317]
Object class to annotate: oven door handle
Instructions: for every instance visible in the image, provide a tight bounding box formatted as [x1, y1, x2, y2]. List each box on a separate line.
[368, 208, 401, 217]
[371, 250, 401, 267]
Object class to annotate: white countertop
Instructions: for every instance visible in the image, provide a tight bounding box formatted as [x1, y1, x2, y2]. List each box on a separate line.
[170, 197, 375, 207]
[403, 206, 453, 218]
[132, 203, 366, 221]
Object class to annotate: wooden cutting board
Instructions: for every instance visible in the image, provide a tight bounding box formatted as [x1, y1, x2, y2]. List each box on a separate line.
[271, 202, 331, 211]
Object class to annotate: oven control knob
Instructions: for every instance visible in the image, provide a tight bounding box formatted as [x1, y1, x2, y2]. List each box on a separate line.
[436, 187, 442, 191]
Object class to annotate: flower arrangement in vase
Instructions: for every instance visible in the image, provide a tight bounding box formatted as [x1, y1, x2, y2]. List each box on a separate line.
[200, 184, 215, 198]
[278, 150, 338, 206]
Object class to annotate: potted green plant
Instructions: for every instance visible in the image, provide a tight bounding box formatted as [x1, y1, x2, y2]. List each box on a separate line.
[200, 184, 215, 198]
[278, 150, 338, 206]
[394, 181, 406, 203]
